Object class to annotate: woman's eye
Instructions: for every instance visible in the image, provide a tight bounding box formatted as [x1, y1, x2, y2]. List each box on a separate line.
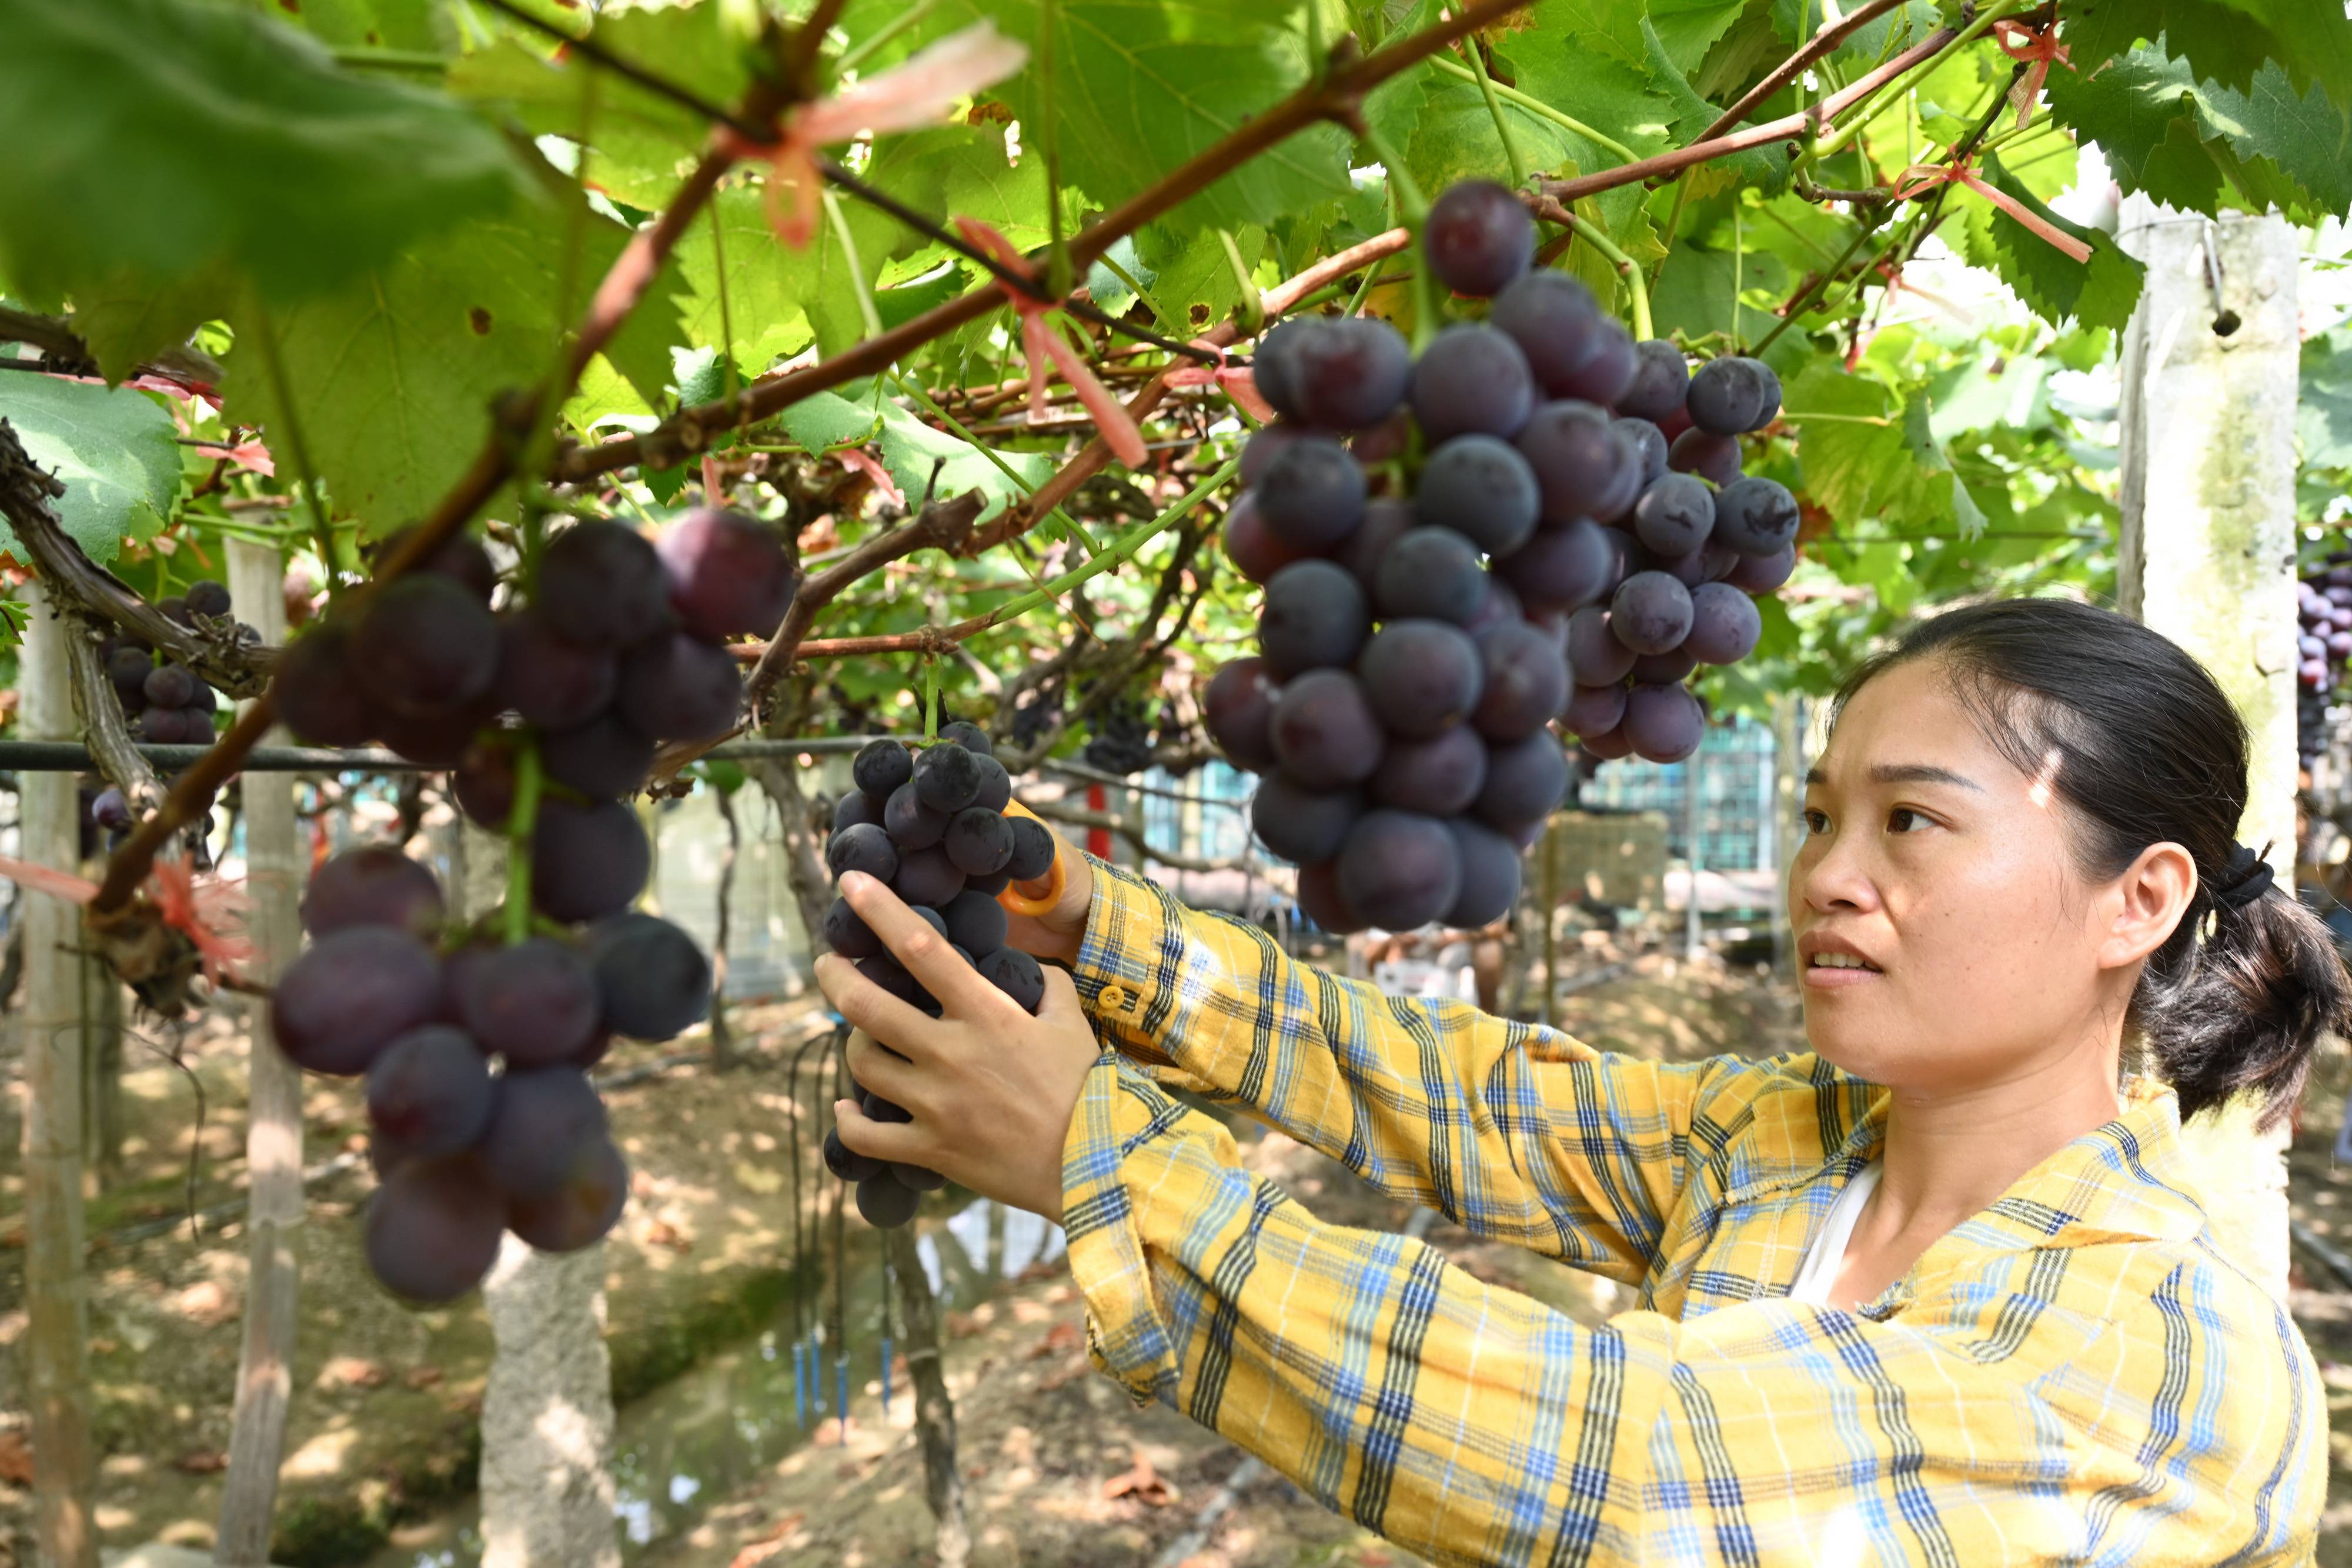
[1887, 807, 1930, 834]
[1802, 809, 1830, 835]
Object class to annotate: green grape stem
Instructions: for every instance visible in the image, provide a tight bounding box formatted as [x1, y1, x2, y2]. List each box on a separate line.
[504, 740, 545, 947]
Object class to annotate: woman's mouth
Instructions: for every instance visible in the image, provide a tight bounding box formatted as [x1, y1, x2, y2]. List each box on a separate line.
[1804, 951, 1882, 987]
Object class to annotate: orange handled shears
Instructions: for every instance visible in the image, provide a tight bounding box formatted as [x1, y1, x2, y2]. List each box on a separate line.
[995, 798, 1068, 918]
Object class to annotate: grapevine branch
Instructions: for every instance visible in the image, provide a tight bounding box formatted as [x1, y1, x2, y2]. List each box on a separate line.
[61, 620, 166, 816]
[1688, 0, 1929, 146]
[0, 305, 225, 389]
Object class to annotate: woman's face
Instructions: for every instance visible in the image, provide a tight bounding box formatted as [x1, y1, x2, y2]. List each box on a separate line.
[1789, 658, 2154, 1097]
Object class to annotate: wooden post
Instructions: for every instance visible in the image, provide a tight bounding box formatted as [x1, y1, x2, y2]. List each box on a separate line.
[709, 781, 739, 1070]
[2116, 199, 2301, 1297]
[19, 580, 99, 1568]
[215, 539, 304, 1567]
[1682, 747, 1704, 961]
[884, 1224, 968, 1568]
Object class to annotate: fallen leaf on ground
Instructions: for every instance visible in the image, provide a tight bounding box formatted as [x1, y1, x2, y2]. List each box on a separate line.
[1102, 1450, 1174, 1506]
[174, 1450, 229, 1474]
[404, 1366, 444, 1389]
[944, 1310, 983, 1337]
[646, 1218, 692, 1252]
[0, 1431, 32, 1486]
[320, 1356, 387, 1389]
[1028, 1322, 1084, 1359]
[171, 1280, 236, 1326]
[725, 1510, 806, 1567]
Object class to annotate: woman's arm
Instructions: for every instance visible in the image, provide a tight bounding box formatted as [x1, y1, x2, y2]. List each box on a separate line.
[1063, 1054, 2324, 1568]
[1047, 855, 1728, 1279]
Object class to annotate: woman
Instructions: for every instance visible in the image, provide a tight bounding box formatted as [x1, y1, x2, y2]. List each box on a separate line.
[818, 599, 2343, 1566]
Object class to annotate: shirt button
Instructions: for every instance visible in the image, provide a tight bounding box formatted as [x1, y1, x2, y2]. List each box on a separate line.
[1098, 983, 1128, 1012]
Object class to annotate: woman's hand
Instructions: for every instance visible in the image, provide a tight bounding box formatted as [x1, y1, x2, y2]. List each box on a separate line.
[1002, 825, 1094, 965]
[815, 870, 1101, 1223]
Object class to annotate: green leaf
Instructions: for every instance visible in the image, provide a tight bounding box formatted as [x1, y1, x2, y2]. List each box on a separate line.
[2047, 47, 2352, 222]
[864, 385, 1055, 521]
[1785, 358, 1954, 529]
[228, 0, 445, 52]
[1960, 153, 2145, 334]
[2063, 0, 2352, 114]
[1649, 242, 1789, 347]
[1645, 0, 1751, 72]
[0, 375, 178, 563]
[780, 390, 888, 453]
[2300, 328, 2352, 471]
[0, 0, 532, 315]
[1629, 16, 1783, 199]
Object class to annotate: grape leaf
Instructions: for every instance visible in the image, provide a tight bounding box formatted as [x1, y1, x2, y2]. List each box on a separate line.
[0, 0, 532, 309]
[2047, 48, 2352, 223]
[1644, 0, 1751, 72]
[1786, 359, 1958, 529]
[780, 390, 888, 454]
[2063, 0, 2352, 113]
[0, 375, 178, 563]
[224, 185, 687, 531]
[1629, 17, 1785, 199]
[226, 0, 444, 52]
[1959, 153, 2145, 335]
[863, 385, 1055, 521]
[1649, 243, 1790, 347]
[2300, 328, 2352, 472]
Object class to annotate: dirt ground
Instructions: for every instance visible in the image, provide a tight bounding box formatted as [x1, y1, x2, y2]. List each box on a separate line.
[8, 933, 2352, 1568]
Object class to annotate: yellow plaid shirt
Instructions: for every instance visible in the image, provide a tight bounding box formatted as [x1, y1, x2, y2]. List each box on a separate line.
[1057, 861, 2326, 1566]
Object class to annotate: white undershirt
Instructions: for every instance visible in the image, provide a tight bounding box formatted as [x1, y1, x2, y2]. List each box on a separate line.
[1786, 1161, 1884, 1306]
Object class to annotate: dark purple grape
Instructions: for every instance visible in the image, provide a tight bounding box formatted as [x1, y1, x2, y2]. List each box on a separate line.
[587, 913, 710, 1040]
[1295, 860, 1361, 932]
[455, 937, 600, 1067]
[913, 743, 983, 813]
[944, 807, 1013, 877]
[1476, 733, 1569, 829]
[1375, 528, 1489, 626]
[1415, 435, 1541, 557]
[1255, 438, 1367, 553]
[142, 663, 195, 709]
[185, 677, 217, 713]
[185, 579, 232, 618]
[1554, 319, 1636, 406]
[1269, 670, 1384, 790]
[616, 632, 742, 743]
[969, 753, 1011, 812]
[365, 1154, 505, 1303]
[1472, 621, 1571, 741]
[541, 711, 656, 799]
[1608, 572, 1694, 655]
[1424, 179, 1535, 297]
[1619, 420, 1669, 485]
[1629, 647, 1698, 685]
[883, 780, 947, 849]
[659, 509, 797, 641]
[1632, 474, 1717, 557]
[495, 608, 617, 730]
[91, 787, 132, 833]
[1004, 816, 1057, 882]
[530, 798, 651, 922]
[453, 741, 517, 829]
[1261, 560, 1371, 675]
[273, 927, 443, 1077]
[1445, 820, 1521, 927]
[140, 706, 189, 744]
[826, 897, 883, 958]
[863, 1089, 913, 1124]
[853, 738, 913, 798]
[1580, 724, 1633, 761]
[480, 1066, 609, 1199]
[1724, 540, 1796, 592]
[375, 693, 496, 768]
[825, 1125, 887, 1182]
[1496, 520, 1621, 613]
[366, 1027, 493, 1156]
[106, 644, 152, 700]
[1668, 428, 1742, 489]
[828, 822, 901, 881]
[1701, 545, 1742, 583]
[1686, 357, 1776, 435]
[857, 1175, 921, 1228]
[1617, 340, 1689, 423]
[1684, 582, 1762, 664]
[1623, 683, 1705, 763]
[893, 845, 967, 907]
[158, 594, 191, 626]
[303, 845, 445, 938]
[1714, 477, 1800, 556]
[1466, 574, 1525, 635]
[1267, 317, 1413, 430]
[1206, 657, 1281, 771]
[1562, 682, 1629, 736]
[1369, 726, 1487, 815]
[857, 955, 928, 1010]
[977, 947, 1045, 1013]
[1337, 811, 1461, 931]
[180, 705, 213, 737]
[1489, 271, 1607, 396]
[942, 889, 1008, 955]
[507, 1137, 629, 1253]
[1351, 408, 1414, 464]
[834, 791, 887, 833]
[1223, 492, 1308, 584]
[1410, 326, 1535, 442]
[353, 576, 499, 716]
[940, 721, 992, 756]
[1358, 619, 1482, 740]
[540, 520, 673, 648]
[1332, 497, 1414, 594]
[1564, 604, 1635, 686]
[274, 623, 386, 748]
[1241, 423, 1313, 486]
[370, 527, 497, 603]
[1250, 775, 1362, 863]
[1516, 402, 1639, 525]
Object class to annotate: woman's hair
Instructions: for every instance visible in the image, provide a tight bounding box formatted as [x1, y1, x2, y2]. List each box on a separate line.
[1833, 597, 2350, 1127]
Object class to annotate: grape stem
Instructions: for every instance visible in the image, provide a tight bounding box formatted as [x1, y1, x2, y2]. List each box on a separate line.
[1793, 0, 2027, 175]
[1355, 123, 1439, 352]
[503, 740, 544, 947]
[1534, 198, 1652, 340]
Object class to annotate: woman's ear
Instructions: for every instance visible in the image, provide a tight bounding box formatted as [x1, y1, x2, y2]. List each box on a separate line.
[2096, 840, 2197, 971]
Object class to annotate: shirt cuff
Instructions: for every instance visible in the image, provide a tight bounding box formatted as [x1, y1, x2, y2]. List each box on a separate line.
[1071, 854, 1175, 1044]
[1058, 1049, 1220, 1405]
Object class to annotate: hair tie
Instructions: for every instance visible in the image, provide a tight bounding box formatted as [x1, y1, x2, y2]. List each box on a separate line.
[2214, 844, 2276, 910]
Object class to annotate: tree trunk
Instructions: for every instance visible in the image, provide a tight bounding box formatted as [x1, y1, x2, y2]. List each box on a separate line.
[884, 1224, 969, 1568]
[216, 539, 306, 1567]
[747, 755, 834, 951]
[19, 580, 99, 1568]
[2116, 199, 2300, 1298]
[77, 952, 121, 1190]
[709, 783, 739, 1070]
[466, 822, 622, 1568]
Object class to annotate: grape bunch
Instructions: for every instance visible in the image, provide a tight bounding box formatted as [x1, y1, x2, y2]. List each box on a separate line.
[272, 510, 795, 844]
[271, 843, 713, 1303]
[84, 578, 255, 843]
[1205, 179, 1795, 934]
[2297, 556, 2352, 771]
[819, 726, 1053, 1228]
[1081, 698, 1155, 777]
